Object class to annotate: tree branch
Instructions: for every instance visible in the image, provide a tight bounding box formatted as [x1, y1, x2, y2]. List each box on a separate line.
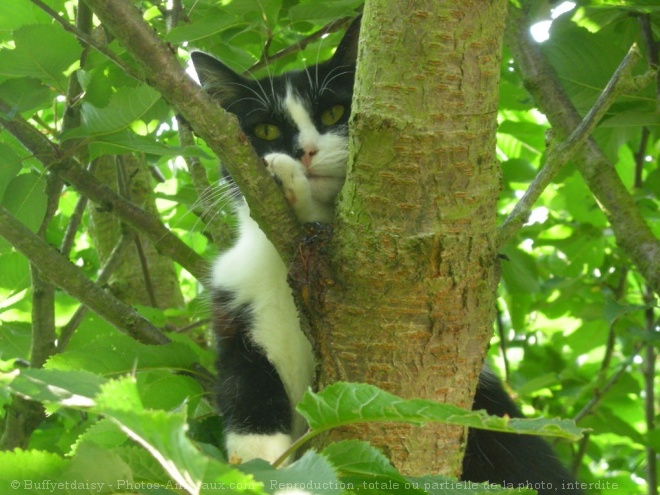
[0, 100, 209, 283]
[0, 206, 169, 346]
[162, 2, 232, 249]
[81, 0, 302, 264]
[506, 4, 660, 296]
[57, 233, 134, 349]
[246, 17, 354, 74]
[498, 44, 648, 248]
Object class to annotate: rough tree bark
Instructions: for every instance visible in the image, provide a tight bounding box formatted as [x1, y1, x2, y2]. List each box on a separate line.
[304, 0, 506, 477]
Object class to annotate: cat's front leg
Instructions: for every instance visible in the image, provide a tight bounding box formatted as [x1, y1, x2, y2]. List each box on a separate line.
[264, 153, 318, 223]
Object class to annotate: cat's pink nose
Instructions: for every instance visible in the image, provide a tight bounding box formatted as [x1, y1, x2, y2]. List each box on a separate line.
[301, 148, 318, 168]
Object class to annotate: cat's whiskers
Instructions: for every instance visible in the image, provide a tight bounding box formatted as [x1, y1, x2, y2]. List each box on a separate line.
[223, 81, 270, 111]
[319, 66, 354, 96]
[186, 180, 241, 235]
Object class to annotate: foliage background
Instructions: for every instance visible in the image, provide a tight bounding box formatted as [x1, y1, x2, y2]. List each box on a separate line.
[0, 0, 658, 494]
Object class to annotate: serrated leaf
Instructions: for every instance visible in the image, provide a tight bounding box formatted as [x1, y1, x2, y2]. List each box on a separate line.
[298, 382, 583, 441]
[96, 377, 203, 493]
[70, 418, 127, 455]
[111, 445, 171, 486]
[95, 377, 258, 495]
[0, 2, 50, 30]
[95, 375, 144, 412]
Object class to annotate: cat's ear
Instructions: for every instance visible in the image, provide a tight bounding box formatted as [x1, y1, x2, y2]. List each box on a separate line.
[331, 15, 361, 67]
[190, 51, 247, 105]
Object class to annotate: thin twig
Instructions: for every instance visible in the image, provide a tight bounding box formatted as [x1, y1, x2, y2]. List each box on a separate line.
[28, 172, 62, 369]
[498, 44, 646, 248]
[60, 193, 89, 256]
[573, 344, 642, 424]
[505, 4, 660, 297]
[117, 156, 158, 307]
[247, 17, 354, 74]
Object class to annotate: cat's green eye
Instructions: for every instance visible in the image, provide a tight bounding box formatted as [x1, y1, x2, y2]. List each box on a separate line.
[320, 104, 345, 126]
[254, 123, 282, 141]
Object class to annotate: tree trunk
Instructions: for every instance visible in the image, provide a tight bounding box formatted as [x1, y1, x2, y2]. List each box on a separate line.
[309, 0, 506, 476]
[88, 155, 185, 312]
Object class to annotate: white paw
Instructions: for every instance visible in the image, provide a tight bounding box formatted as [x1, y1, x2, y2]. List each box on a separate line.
[225, 432, 293, 466]
[264, 153, 310, 207]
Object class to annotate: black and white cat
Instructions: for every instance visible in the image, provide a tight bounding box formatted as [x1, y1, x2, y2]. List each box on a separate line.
[192, 18, 581, 492]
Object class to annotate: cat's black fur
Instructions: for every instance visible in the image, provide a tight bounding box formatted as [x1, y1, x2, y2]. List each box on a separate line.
[192, 17, 581, 493]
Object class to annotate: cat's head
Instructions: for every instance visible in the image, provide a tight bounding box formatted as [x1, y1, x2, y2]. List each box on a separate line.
[191, 18, 360, 219]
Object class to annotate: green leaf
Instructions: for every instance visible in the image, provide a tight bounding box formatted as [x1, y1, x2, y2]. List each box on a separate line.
[603, 298, 650, 326]
[66, 442, 134, 492]
[323, 440, 421, 495]
[62, 85, 162, 137]
[136, 370, 204, 411]
[1, 172, 47, 235]
[500, 246, 541, 295]
[0, 2, 50, 31]
[166, 14, 241, 43]
[96, 377, 204, 493]
[95, 377, 259, 495]
[45, 333, 200, 375]
[0, 77, 53, 114]
[288, 0, 363, 23]
[501, 158, 537, 184]
[70, 418, 127, 454]
[0, 24, 81, 90]
[0, 321, 31, 360]
[408, 475, 531, 495]
[543, 16, 639, 113]
[85, 131, 211, 161]
[8, 368, 106, 406]
[243, 451, 341, 495]
[0, 251, 30, 290]
[0, 449, 70, 494]
[298, 382, 584, 441]
[0, 143, 22, 197]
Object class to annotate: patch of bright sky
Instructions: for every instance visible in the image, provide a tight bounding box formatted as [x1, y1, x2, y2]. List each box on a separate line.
[529, 2, 576, 43]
